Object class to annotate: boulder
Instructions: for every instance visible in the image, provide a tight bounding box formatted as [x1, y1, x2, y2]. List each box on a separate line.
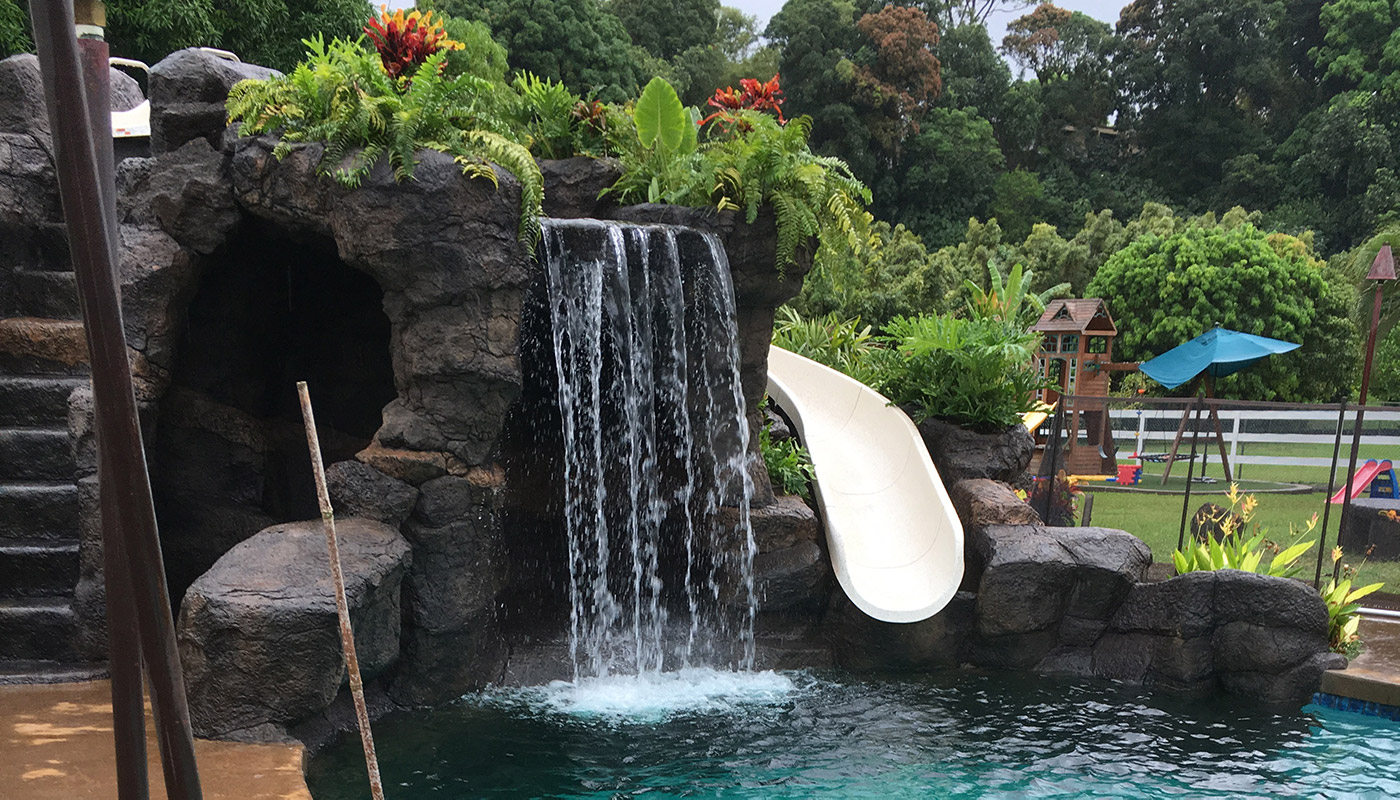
[1099, 569, 1335, 704]
[1190, 502, 1243, 543]
[327, 460, 419, 528]
[110, 67, 145, 112]
[972, 525, 1150, 637]
[915, 417, 1035, 484]
[150, 49, 279, 154]
[747, 494, 821, 552]
[177, 518, 411, 740]
[950, 479, 1040, 530]
[0, 54, 48, 140]
[540, 157, 620, 219]
[753, 540, 829, 612]
[117, 139, 240, 253]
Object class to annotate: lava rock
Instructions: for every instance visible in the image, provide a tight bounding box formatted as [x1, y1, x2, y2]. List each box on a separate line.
[176, 518, 411, 740]
[0, 55, 48, 141]
[971, 525, 1151, 638]
[117, 139, 239, 253]
[110, 67, 145, 112]
[748, 494, 821, 552]
[327, 460, 419, 528]
[915, 417, 1035, 484]
[150, 49, 279, 154]
[825, 590, 975, 671]
[753, 540, 830, 612]
[540, 157, 621, 219]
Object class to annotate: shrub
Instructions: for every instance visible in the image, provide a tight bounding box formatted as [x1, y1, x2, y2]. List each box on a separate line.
[771, 306, 885, 386]
[607, 77, 872, 273]
[225, 32, 543, 242]
[759, 418, 814, 499]
[1171, 486, 1316, 578]
[876, 313, 1047, 430]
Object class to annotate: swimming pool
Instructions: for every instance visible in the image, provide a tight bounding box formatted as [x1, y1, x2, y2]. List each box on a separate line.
[308, 668, 1400, 798]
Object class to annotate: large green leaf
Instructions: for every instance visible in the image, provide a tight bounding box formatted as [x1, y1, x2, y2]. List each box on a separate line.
[635, 76, 686, 153]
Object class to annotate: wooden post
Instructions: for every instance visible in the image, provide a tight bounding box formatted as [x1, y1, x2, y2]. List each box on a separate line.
[1316, 401, 1348, 588]
[297, 382, 385, 800]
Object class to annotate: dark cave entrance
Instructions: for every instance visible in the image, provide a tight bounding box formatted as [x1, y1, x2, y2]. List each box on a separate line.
[152, 219, 398, 602]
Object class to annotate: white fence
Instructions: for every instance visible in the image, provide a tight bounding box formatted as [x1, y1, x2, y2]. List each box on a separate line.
[1102, 408, 1400, 469]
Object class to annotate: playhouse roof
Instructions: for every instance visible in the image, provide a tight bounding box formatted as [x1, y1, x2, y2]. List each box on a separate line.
[1033, 299, 1117, 335]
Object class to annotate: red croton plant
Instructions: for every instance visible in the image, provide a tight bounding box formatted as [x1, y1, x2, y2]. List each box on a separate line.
[700, 74, 786, 133]
[363, 6, 463, 80]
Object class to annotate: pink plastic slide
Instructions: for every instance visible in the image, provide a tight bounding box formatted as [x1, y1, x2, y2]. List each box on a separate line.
[1329, 459, 1393, 504]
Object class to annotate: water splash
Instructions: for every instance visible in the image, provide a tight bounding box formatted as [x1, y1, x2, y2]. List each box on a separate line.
[540, 219, 756, 680]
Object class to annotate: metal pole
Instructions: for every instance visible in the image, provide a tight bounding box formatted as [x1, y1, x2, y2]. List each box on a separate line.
[1039, 406, 1065, 524]
[1316, 400, 1348, 588]
[1337, 279, 1389, 584]
[29, 2, 203, 797]
[1176, 397, 1204, 554]
[70, 7, 149, 795]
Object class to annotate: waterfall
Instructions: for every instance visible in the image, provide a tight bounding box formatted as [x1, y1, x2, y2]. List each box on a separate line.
[539, 219, 755, 680]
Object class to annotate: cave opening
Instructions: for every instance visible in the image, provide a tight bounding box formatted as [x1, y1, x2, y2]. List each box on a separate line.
[151, 218, 398, 601]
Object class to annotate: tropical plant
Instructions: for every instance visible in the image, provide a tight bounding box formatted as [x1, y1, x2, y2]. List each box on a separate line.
[1322, 564, 1383, 660]
[700, 74, 786, 130]
[771, 306, 885, 386]
[605, 76, 708, 205]
[225, 33, 542, 242]
[363, 6, 463, 79]
[876, 313, 1048, 430]
[759, 415, 815, 499]
[1027, 469, 1084, 526]
[1170, 485, 1317, 578]
[964, 261, 1070, 327]
[509, 72, 582, 159]
[609, 77, 872, 273]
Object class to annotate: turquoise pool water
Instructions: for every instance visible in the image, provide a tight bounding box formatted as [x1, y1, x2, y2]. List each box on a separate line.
[307, 669, 1400, 798]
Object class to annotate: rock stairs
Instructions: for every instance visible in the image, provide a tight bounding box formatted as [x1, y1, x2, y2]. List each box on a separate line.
[0, 304, 91, 680]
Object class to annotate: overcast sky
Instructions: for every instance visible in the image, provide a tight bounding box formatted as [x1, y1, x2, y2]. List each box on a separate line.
[730, 1, 1128, 46]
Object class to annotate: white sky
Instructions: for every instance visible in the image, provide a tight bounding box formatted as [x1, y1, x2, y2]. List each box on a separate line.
[730, 1, 1126, 45]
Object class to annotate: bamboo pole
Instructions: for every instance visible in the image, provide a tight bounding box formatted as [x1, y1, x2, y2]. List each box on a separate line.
[296, 382, 385, 800]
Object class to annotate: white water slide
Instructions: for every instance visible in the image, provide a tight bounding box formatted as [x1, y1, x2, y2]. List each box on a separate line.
[765, 346, 964, 623]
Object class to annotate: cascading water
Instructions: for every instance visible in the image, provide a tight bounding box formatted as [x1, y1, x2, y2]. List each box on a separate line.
[539, 219, 756, 680]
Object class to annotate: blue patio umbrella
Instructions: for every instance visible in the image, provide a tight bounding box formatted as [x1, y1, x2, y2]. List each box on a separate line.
[1139, 327, 1301, 390]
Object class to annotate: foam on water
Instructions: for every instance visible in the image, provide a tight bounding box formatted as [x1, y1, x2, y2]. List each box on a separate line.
[486, 668, 796, 723]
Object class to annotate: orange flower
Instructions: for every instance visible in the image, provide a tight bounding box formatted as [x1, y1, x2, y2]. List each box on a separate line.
[700, 73, 786, 132]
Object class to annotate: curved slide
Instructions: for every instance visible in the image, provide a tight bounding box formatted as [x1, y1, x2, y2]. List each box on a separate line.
[766, 346, 964, 623]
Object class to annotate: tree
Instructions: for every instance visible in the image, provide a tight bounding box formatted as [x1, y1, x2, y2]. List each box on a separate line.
[1002, 2, 1111, 83]
[434, 0, 648, 101]
[921, 1, 1034, 28]
[716, 5, 760, 61]
[851, 3, 942, 152]
[0, 0, 29, 58]
[794, 221, 952, 328]
[103, 0, 371, 72]
[1086, 220, 1357, 401]
[879, 107, 1004, 246]
[609, 0, 720, 60]
[1113, 0, 1299, 202]
[1310, 0, 1400, 98]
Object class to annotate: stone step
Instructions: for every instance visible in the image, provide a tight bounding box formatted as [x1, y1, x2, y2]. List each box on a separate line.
[0, 541, 78, 598]
[0, 597, 77, 661]
[0, 375, 86, 426]
[0, 660, 108, 686]
[0, 426, 74, 481]
[0, 482, 79, 543]
[13, 271, 80, 320]
[0, 318, 89, 376]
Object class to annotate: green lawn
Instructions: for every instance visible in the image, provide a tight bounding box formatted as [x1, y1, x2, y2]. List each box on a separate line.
[1085, 489, 1400, 589]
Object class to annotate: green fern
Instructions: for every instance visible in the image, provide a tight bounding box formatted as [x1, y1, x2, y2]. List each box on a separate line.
[226, 35, 543, 243]
[609, 99, 873, 275]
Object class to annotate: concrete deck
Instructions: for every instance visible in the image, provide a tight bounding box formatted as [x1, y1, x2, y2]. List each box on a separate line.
[0, 681, 310, 799]
[1320, 616, 1400, 708]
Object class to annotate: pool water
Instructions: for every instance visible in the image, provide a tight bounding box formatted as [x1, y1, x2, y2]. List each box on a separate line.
[307, 669, 1400, 798]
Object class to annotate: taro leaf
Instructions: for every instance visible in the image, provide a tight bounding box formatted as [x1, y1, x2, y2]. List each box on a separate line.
[636, 76, 685, 153]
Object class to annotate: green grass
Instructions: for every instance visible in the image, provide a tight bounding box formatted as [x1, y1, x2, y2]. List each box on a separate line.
[1102, 431, 1398, 487]
[1086, 489, 1400, 589]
